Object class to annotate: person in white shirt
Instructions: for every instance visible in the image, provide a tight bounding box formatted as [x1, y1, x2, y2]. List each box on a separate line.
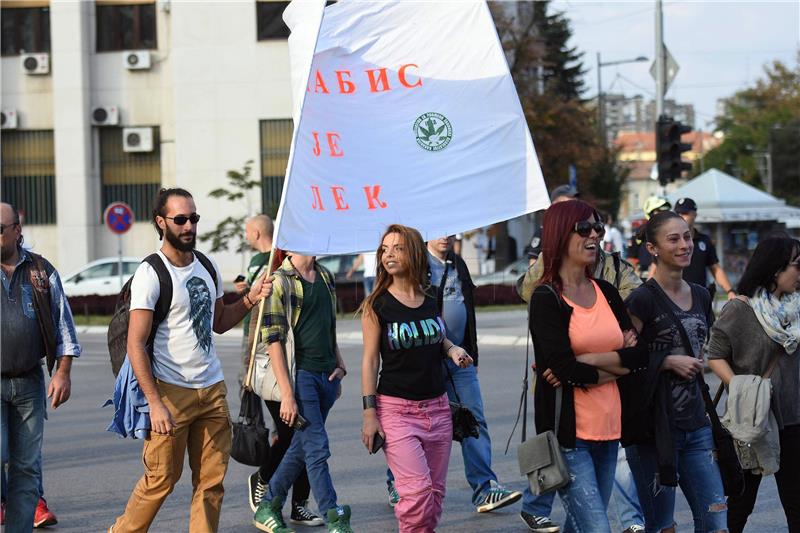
[111, 188, 272, 533]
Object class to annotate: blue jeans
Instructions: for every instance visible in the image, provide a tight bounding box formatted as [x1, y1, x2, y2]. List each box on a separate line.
[611, 444, 645, 529]
[1, 366, 45, 533]
[363, 277, 375, 296]
[558, 439, 618, 533]
[388, 360, 497, 504]
[267, 370, 340, 517]
[626, 425, 727, 533]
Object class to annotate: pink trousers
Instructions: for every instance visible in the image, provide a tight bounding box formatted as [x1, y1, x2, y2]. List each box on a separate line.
[378, 393, 452, 533]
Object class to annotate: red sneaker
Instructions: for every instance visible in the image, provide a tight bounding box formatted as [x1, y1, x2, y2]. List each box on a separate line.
[34, 498, 58, 528]
[1, 501, 6, 525]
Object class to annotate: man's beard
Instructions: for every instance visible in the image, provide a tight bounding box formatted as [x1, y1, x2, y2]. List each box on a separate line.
[164, 226, 196, 252]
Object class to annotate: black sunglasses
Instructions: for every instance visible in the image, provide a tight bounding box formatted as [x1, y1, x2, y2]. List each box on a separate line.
[165, 213, 200, 225]
[0, 222, 19, 235]
[573, 221, 605, 238]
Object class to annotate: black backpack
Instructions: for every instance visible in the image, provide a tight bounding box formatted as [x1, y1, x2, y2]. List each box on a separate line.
[107, 251, 217, 376]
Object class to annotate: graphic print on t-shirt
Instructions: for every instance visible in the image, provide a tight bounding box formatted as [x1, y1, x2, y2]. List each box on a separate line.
[386, 316, 446, 350]
[187, 276, 213, 353]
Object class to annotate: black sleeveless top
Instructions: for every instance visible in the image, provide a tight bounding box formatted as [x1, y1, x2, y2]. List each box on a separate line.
[373, 291, 447, 401]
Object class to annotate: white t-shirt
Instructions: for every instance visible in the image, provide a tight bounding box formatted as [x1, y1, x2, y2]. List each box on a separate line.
[129, 251, 224, 388]
[362, 252, 377, 278]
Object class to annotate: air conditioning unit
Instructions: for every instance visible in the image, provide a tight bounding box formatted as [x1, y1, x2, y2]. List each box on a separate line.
[21, 53, 50, 75]
[1, 109, 18, 130]
[123, 127, 154, 152]
[91, 106, 119, 126]
[123, 50, 151, 71]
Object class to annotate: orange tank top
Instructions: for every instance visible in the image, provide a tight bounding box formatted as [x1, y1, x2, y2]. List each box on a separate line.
[562, 280, 624, 441]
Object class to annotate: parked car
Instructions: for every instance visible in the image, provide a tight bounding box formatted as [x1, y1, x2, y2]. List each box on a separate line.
[62, 257, 141, 297]
[316, 254, 366, 313]
[473, 257, 529, 287]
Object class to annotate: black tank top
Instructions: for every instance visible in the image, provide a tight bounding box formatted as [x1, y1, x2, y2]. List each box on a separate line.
[373, 290, 447, 401]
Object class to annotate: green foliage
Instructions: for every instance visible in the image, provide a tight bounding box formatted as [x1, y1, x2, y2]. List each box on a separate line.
[490, 1, 622, 217]
[702, 56, 800, 205]
[198, 160, 260, 253]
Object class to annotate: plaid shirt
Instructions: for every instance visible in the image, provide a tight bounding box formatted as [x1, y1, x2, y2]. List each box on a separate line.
[260, 257, 337, 345]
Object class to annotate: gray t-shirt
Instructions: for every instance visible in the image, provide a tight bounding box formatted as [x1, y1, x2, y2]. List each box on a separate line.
[627, 284, 713, 431]
[427, 252, 467, 346]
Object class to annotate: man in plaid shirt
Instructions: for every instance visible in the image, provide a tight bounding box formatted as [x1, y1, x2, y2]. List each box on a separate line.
[252, 253, 353, 533]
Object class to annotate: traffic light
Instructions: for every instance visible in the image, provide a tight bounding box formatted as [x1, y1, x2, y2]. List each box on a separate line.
[656, 115, 693, 186]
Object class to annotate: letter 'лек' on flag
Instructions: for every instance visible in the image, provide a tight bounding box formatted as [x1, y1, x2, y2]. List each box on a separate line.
[274, 0, 550, 255]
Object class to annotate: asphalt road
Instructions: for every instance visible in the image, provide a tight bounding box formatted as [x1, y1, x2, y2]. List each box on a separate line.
[28, 312, 788, 532]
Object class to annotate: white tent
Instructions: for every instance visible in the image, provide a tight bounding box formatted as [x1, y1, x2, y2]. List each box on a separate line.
[666, 168, 800, 224]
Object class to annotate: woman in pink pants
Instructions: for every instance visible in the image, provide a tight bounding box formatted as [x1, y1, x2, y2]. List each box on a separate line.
[360, 224, 474, 533]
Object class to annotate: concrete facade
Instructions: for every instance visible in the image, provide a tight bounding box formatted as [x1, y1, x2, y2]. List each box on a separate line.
[1, 1, 293, 279]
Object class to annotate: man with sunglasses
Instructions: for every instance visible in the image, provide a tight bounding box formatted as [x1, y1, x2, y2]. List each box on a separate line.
[1, 202, 82, 533]
[516, 201, 643, 533]
[111, 188, 273, 533]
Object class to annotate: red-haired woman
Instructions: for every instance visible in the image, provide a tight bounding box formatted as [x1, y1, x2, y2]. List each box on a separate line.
[531, 200, 647, 532]
[360, 224, 473, 533]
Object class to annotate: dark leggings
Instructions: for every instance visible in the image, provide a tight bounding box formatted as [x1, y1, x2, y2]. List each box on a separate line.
[258, 400, 311, 505]
[727, 424, 800, 533]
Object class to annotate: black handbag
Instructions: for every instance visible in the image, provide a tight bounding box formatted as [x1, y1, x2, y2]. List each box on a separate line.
[231, 389, 270, 467]
[444, 362, 480, 442]
[644, 281, 745, 497]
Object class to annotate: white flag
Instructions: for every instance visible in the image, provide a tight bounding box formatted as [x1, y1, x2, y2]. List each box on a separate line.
[275, 0, 549, 254]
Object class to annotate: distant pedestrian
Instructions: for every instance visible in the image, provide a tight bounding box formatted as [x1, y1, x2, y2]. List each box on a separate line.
[346, 252, 377, 296]
[707, 237, 800, 532]
[111, 188, 272, 533]
[360, 225, 473, 533]
[1, 202, 81, 533]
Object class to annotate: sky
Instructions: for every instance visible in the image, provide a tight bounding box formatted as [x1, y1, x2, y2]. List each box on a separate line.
[552, 0, 800, 130]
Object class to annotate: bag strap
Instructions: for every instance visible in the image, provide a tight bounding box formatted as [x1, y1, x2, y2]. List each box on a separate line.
[435, 255, 450, 314]
[644, 281, 727, 431]
[443, 356, 463, 404]
[142, 254, 172, 351]
[612, 252, 621, 288]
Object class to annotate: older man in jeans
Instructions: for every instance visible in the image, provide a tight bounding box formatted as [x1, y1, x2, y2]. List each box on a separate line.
[1, 202, 81, 533]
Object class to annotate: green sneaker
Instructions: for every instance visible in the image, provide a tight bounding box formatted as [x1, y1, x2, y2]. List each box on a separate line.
[253, 499, 294, 533]
[325, 505, 353, 533]
[387, 480, 400, 507]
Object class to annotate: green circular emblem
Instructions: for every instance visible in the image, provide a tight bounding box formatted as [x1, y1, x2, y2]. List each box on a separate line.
[413, 112, 453, 152]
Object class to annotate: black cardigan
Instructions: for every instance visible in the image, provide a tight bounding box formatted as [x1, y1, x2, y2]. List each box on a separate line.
[530, 279, 648, 448]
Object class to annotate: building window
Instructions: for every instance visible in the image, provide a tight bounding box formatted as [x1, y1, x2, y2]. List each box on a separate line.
[99, 127, 161, 221]
[256, 1, 290, 40]
[96, 2, 156, 52]
[260, 119, 293, 217]
[1, 7, 51, 56]
[0, 130, 57, 225]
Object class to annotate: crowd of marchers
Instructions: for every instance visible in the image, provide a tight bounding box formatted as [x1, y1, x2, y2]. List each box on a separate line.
[2, 184, 798, 533]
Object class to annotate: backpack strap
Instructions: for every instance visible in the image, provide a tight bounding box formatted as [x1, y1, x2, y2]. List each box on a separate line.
[143, 254, 172, 349]
[612, 252, 621, 288]
[193, 250, 219, 293]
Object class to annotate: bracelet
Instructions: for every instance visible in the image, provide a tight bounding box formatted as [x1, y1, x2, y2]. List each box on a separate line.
[362, 394, 377, 410]
[244, 293, 254, 308]
[337, 366, 347, 377]
[726, 289, 735, 295]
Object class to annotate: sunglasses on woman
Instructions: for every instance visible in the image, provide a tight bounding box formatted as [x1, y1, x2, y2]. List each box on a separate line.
[573, 220, 605, 238]
[165, 213, 200, 225]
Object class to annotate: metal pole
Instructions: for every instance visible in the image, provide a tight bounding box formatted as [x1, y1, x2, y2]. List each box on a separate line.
[597, 52, 605, 144]
[655, 0, 665, 118]
[118, 234, 123, 289]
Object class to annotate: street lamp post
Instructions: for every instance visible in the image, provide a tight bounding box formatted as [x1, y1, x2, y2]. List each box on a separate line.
[596, 53, 648, 145]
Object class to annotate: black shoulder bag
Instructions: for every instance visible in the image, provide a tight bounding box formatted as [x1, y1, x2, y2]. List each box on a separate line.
[644, 281, 744, 497]
[231, 389, 270, 467]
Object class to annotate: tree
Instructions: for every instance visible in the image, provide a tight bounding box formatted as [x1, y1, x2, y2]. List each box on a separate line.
[490, 1, 620, 220]
[198, 160, 260, 255]
[703, 56, 800, 205]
